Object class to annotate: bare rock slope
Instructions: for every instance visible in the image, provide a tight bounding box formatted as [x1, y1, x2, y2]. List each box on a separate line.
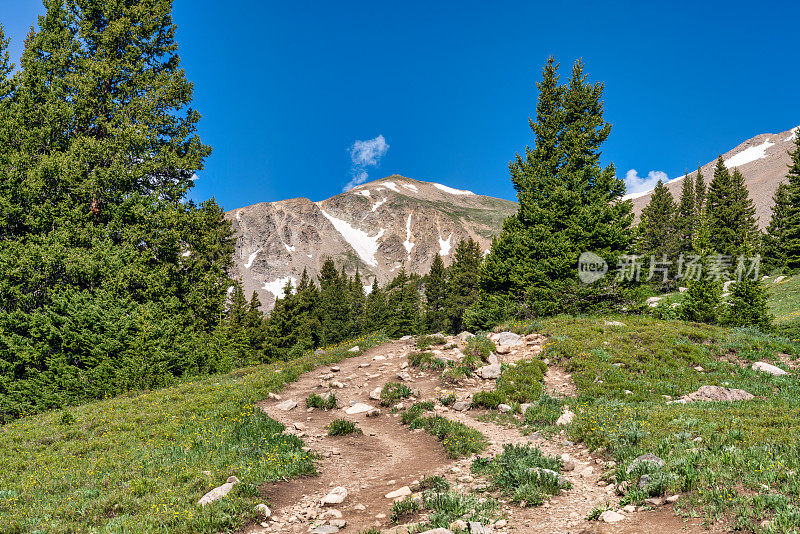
[629, 125, 799, 227]
[226, 176, 517, 308]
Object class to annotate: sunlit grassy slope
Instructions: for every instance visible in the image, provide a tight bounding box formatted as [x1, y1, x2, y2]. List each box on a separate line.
[0, 332, 386, 534]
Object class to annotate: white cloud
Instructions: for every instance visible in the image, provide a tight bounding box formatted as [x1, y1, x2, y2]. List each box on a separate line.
[623, 169, 669, 196]
[343, 135, 389, 191]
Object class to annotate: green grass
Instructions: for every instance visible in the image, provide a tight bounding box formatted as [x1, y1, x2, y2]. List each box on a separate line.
[472, 443, 571, 506]
[380, 381, 413, 406]
[408, 351, 450, 371]
[401, 402, 487, 458]
[471, 390, 506, 409]
[391, 489, 500, 530]
[326, 418, 362, 436]
[513, 314, 800, 530]
[306, 392, 338, 410]
[522, 394, 563, 427]
[417, 334, 447, 350]
[0, 332, 387, 533]
[415, 475, 451, 492]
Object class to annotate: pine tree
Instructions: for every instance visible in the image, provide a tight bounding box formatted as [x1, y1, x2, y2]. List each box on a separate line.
[707, 158, 759, 257]
[424, 254, 448, 333]
[446, 239, 483, 333]
[693, 167, 710, 253]
[385, 269, 420, 338]
[480, 58, 632, 315]
[763, 184, 791, 270]
[782, 133, 800, 269]
[675, 172, 695, 253]
[723, 278, 771, 330]
[365, 279, 389, 333]
[317, 259, 349, 345]
[638, 180, 677, 259]
[0, 1, 234, 419]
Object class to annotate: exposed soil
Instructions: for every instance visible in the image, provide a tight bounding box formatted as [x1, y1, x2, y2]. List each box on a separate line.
[245, 336, 722, 534]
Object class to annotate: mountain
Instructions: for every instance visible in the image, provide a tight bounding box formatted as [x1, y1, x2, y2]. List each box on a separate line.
[226, 176, 517, 307]
[627, 125, 799, 228]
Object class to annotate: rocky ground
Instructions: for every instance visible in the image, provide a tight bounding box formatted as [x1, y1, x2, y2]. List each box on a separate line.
[243, 334, 719, 534]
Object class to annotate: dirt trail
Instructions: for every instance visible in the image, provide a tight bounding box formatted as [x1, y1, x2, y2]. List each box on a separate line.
[248, 336, 717, 534]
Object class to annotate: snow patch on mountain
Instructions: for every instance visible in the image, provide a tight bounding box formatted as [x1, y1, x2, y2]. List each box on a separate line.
[371, 198, 387, 212]
[725, 140, 775, 168]
[263, 276, 297, 299]
[785, 127, 799, 142]
[404, 214, 415, 256]
[433, 183, 475, 195]
[244, 248, 262, 269]
[381, 181, 401, 193]
[320, 210, 385, 267]
[283, 243, 295, 253]
[355, 189, 371, 197]
[438, 233, 453, 256]
[402, 183, 419, 192]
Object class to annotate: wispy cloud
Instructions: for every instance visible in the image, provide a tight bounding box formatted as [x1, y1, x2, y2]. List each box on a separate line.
[343, 135, 389, 191]
[624, 169, 669, 196]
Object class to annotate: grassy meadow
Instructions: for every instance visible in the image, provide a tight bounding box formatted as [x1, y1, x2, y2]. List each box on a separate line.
[0, 333, 386, 534]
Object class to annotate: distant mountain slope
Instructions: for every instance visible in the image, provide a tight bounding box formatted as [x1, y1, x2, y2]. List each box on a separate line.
[226, 176, 517, 308]
[628, 125, 799, 228]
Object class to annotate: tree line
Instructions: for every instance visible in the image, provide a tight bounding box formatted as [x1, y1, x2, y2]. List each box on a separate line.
[227, 239, 484, 361]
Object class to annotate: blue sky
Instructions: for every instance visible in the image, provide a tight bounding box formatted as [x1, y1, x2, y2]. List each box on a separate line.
[2, 1, 798, 210]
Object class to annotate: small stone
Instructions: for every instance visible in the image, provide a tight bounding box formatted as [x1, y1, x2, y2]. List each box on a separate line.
[321, 487, 348, 505]
[604, 320, 626, 327]
[450, 520, 468, 531]
[599, 510, 625, 523]
[197, 476, 240, 506]
[398, 371, 413, 381]
[311, 526, 339, 534]
[468, 521, 493, 533]
[453, 401, 471, 412]
[753, 361, 789, 376]
[329, 519, 347, 528]
[476, 364, 501, 379]
[255, 503, 271, 519]
[646, 497, 666, 506]
[556, 408, 576, 426]
[293, 422, 305, 431]
[520, 403, 532, 414]
[560, 453, 575, 471]
[495, 345, 511, 355]
[497, 403, 513, 413]
[353, 503, 366, 511]
[494, 519, 507, 528]
[348, 346, 360, 353]
[385, 486, 412, 499]
[666, 494, 680, 503]
[622, 505, 636, 513]
[276, 399, 297, 411]
[345, 403, 376, 415]
[366, 408, 381, 417]
[369, 387, 382, 400]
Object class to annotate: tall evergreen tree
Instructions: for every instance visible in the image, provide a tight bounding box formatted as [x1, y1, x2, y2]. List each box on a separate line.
[480, 58, 632, 315]
[707, 158, 759, 257]
[638, 180, 677, 259]
[0, 0, 234, 419]
[446, 239, 483, 333]
[675, 172, 695, 252]
[424, 254, 448, 333]
[364, 278, 388, 333]
[781, 133, 800, 269]
[763, 184, 791, 269]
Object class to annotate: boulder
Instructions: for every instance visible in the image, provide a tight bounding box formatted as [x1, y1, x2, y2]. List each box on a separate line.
[753, 361, 789, 376]
[345, 403, 376, 415]
[457, 331, 475, 342]
[321, 487, 348, 505]
[385, 486, 412, 499]
[276, 399, 298, 411]
[369, 387, 382, 400]
[255, 503, 271, 519]
[348, 346, 360, 353]
[197, 476, 240, 506]
[556, 407, 576, 426]
[497, 332, 522, 346]
[676, 385, 754, 403]
[599, 510, 625, 523]
[495, 345, 511, 355]
[476, 364, 502, 379]
[452, 401, 471, 412]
